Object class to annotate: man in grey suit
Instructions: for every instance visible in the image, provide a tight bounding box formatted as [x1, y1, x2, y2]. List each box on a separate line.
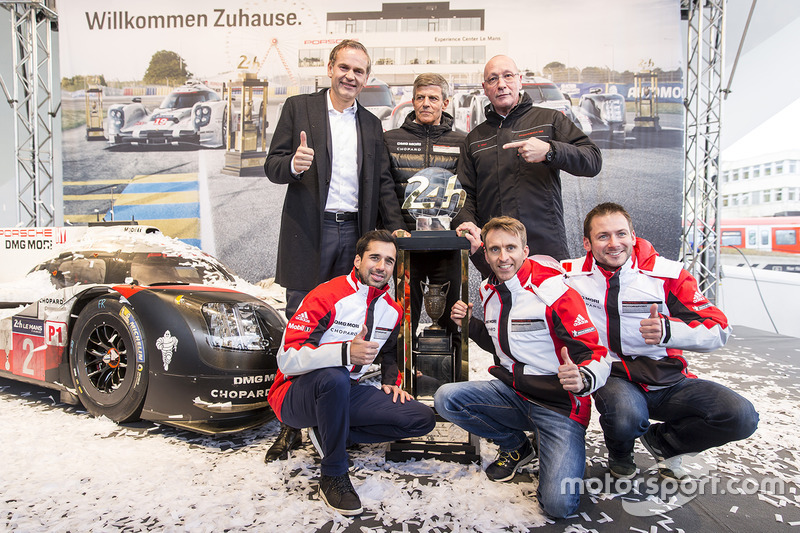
[263, 39, 405, 462]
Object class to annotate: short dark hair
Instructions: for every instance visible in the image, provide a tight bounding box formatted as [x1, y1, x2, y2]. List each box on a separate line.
[329, 39, 371, 77]
[356, 229, 396, 258]
[583, 202, 634, 239]
[413, 73, 450, 101]
[481, 216, 527, 247]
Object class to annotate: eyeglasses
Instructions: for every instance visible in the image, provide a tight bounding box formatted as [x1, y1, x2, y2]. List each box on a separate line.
[484, 72, 518, 87]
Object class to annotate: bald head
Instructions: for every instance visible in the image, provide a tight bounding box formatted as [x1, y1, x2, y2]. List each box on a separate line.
[483, 55, 521, 116]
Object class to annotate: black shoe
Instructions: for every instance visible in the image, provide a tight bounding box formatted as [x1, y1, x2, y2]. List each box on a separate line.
[319, 474, 363, 516]
[639, 428, 690, 481]
[485, 437, 537, 482]
[608, 453, 637, 479]
[264, 424, 302, 463]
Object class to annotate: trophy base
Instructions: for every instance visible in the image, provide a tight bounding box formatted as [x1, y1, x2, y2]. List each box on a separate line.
[387, 416, 481, 464]
[418, 328, 451, 354]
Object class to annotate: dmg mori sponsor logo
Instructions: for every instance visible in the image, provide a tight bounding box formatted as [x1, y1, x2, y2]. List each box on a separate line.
[233, 374, 276, 385]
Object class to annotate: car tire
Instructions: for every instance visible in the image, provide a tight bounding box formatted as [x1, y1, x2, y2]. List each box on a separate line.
[69, 296, 148, 423]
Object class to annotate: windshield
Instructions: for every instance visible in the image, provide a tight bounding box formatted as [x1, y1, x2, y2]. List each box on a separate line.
[159, 90, 220, 110]
[524, 84, 565, 104]
[358, 86, 394, 107]
[35, 250, 237, 288]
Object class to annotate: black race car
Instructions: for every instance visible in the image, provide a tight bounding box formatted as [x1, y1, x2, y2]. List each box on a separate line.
[0, 225, 285, 434]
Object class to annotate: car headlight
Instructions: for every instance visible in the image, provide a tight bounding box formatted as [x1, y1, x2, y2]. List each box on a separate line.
[110, 109, 124, 129]
[194, 106, 211, 128]
[202, 302, 269, 351]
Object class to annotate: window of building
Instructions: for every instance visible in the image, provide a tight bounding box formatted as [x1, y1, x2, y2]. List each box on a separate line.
[789, 189, 797, 201]
[298, 49, 325, 67]
[764, 165, 772, 176]
[753, 167, 760, 178]
[790, 161, 797, 173]
[371, 47, 396, 65]
[776, 162, 784, 174]
[743, 169, 749, 180]
[775, 189, 783, 202]
[763, 190, 771, 202]
[731, 194, 739, 206]
[732, 170, 739, 181]
[722, 195, 729, 207]
[751, 191, 760, 204]
[721, 171, 729, 183]
[742, 194, 750, 205]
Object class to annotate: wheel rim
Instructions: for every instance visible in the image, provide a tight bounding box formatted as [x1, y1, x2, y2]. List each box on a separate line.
[83, 323, 128, 394]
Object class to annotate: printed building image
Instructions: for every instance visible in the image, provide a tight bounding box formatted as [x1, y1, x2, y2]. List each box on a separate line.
[296, 2, 502, 85]
[721, 149, 800, 218]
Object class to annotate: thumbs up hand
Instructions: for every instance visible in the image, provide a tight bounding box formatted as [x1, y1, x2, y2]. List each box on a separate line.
[557, 347, 584, 393]
[292, 130, 315, 174]
[350, 324, 379, 365]
[639, 303, 663, 345]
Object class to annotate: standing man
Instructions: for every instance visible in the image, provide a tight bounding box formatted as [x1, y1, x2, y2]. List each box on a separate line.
[264, 40, 405, 460]
[383, 72, 465, 374]
[454, 55, 602, 261]
[267, 230, 435, 516]
[434, 216, 610, 519]
[563, 202, 758, 481]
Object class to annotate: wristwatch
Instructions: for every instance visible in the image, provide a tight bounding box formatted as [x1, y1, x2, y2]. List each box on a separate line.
[578, 371, 590, 395]
[545, 142, 556, 163]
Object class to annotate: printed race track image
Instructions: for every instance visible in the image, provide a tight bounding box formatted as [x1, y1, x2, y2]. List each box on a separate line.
[1, 327, 798, 532]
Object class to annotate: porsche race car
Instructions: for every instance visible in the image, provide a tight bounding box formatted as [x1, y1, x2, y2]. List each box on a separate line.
[0, 225, 285, 434]
[106, 81, 265, 149]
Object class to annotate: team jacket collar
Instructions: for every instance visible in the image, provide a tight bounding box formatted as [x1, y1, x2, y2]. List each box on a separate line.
[346, 268, 392, 303]
[485, 91, 533, 126]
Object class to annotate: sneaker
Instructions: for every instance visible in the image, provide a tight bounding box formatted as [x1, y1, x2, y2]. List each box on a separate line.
[639, 429, 690, 481]
[485, 437, 537, 482]
[264, 423, 302, 463]
[308, 426, 325, 458]
[608, 453, 637, 479]
[319, 473, 363, 516]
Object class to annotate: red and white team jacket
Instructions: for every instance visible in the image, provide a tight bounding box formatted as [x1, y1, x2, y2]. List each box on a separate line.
[562, 238, 730, 389]
[267, 269, 403, 419]
[472, 256, 610, 427]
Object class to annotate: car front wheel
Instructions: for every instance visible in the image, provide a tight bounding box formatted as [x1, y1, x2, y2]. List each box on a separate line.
[70, 296, 148, 423]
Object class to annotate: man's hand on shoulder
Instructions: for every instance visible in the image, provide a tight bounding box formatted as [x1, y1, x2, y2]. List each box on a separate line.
[456, 222, 482, 255]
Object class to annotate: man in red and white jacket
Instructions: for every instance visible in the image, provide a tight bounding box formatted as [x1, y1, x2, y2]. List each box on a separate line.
[434, 216, 610, 519]
[562, 202, 758, 481]
[267, 230, 435, 516]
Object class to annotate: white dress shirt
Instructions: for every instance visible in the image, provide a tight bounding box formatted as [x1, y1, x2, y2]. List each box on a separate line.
[324, 90, 359, 213]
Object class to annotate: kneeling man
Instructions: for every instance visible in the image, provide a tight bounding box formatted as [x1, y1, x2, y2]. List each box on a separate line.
[562, 202, 758, 480]
[268, 229, 436, 516]
[434, 216, 611, 518]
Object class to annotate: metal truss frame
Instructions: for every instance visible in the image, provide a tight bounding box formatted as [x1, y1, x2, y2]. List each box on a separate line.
[0, 0, 58, 227]
[681, 0, 726, 302]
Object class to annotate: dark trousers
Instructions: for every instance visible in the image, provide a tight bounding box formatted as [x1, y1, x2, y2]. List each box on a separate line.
[279, 367, 436, 476]
[594, 376, 759, 459]
[285, 218, 358, 319]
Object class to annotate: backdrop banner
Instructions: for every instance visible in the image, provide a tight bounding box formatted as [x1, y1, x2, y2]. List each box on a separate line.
[58, 0, 684, 283]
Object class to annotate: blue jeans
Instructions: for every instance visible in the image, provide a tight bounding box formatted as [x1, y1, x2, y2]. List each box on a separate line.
[434, 380, 586, 519]
[594, 376, 759, 459]
[280, 367, 436, 476]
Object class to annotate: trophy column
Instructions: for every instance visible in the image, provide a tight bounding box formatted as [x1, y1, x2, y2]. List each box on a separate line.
[388, 230, 480, 464]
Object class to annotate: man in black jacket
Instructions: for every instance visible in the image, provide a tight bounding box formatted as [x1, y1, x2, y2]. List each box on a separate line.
[454, 55, 602, 261]
[383, 73, 466, 383]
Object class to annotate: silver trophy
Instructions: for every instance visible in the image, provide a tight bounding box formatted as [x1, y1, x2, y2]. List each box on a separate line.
[402, 167, 466, 231]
